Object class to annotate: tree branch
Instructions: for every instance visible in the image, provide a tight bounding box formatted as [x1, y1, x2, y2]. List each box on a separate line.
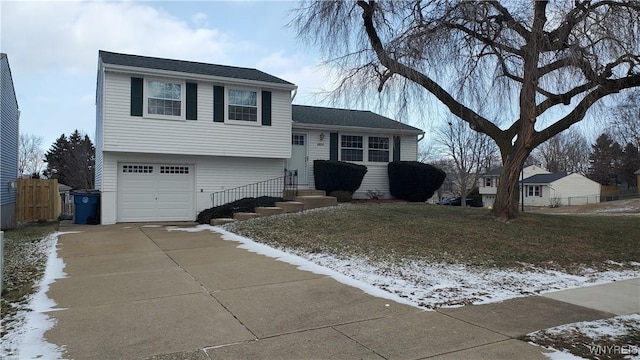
[357, 0, 504, 141]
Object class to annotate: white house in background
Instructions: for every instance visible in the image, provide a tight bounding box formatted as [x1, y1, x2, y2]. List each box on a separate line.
[479, 165, 549, 207]
[1, 53, 19, 230]
[95, 51, 423, 224]
[521, 172, 600, 206]
[479, 165, 601, 207]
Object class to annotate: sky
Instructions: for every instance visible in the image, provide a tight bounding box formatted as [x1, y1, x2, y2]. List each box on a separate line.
[0, 0, 352, 150]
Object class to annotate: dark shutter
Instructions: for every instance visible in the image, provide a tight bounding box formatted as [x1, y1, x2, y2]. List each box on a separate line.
[213, 85, 224, 122]
[261, 91, 272, 126]
[186, 82, 197, 120]
[130, 77, 143, 117]
[393, 136, 401, 161]
[330, 132, 338, 161]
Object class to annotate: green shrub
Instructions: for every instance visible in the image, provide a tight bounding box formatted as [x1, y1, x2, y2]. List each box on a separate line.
[197, 196, 285, 224]
[314, 160, 367, 195]
[329, 190, 353, 203]
[388, 161, 446, 202]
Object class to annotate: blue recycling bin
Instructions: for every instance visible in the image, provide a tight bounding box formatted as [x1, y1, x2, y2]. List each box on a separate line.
[74, 191, 101, 225]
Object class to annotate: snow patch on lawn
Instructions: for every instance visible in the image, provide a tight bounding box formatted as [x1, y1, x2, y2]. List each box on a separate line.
[168, 224, 640, 309]
[528, 314, 640, 360]
[1, 232, 74, 360]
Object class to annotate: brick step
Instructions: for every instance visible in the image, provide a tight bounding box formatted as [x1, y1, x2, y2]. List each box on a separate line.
[255, 206, 285, 217]
[233, 212, 260, 221]
[295, 195, 338, 210]
[211, 218, 236, 225]
[274, 201, 304, 213]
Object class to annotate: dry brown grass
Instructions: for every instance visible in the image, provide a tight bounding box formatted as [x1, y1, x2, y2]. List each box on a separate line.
[226, 203, 640, 272]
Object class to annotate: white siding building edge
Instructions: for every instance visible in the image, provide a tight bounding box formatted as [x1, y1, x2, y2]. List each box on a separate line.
[100, 151, 286, 224]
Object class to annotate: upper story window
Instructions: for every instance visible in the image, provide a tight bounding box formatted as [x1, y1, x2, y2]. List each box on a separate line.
[228, 89, 257, 121]
[147, 80, 182, 117]
[485, 177, 492, 187]
[368, 136, 389, 162]
[341, 135, 364, 161]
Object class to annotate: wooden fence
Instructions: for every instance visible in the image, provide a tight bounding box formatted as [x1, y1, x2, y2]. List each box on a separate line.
[16, 179, 61, 223]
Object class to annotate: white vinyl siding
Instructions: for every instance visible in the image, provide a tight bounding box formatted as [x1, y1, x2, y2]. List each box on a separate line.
[299, 129, 420, 199]
[100, 151, 285, 224]
[95, 62, 104, 190]
[102, 71, 291, 159]
[547, 173, 601, 206]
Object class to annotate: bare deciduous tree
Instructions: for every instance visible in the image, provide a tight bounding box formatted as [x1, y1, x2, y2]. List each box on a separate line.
[292, 1, 640, 219]
[532, 128, 590, 175]
[435, 117, 497, 205]
[18, 133, 45, 176]
[610, 91, 640, 150]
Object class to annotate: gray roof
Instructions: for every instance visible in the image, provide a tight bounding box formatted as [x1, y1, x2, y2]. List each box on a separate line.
[292, 105, 423, 133]
[99, 51, 294, 86]
[635, 168, 640, 175]
[521, 173, 567, 184]
[484, 167, 502, 176]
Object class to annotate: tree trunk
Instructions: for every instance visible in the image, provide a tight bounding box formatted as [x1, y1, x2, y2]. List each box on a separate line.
[492, 152, 526, 220]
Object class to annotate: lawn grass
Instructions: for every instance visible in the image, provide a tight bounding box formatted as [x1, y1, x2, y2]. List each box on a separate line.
[226, 204, 640, 272]
[1, 222, 59, 337]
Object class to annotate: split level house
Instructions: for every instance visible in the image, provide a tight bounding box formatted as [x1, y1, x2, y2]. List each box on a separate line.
[95, 51, 423, 224]
[479, 165, 601, 207]
[1, 53, 19, 230]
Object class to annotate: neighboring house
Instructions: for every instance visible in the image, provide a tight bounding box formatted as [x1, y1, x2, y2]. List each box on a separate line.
[290, 105, 423, 199]
[636, 168, 640, 195]
[479, 165, 600, 207]
[521, 173, 600, 206]
[479, 165, 548, 207]
[95, 51, 423, 224]
[0, 53, 19, 230]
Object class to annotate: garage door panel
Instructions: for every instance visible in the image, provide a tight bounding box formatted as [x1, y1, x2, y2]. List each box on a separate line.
[117, 163, 194, 222]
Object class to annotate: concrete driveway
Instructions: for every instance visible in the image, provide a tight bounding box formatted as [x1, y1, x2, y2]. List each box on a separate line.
[43, 223, 617, 359]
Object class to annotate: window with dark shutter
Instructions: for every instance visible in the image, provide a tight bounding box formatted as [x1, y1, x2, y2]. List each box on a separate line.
[186, 82, 197, 120]
[131, 77, 143, 117]
[393, 136, 401, 161]
[213, 85, 224, 122]
[262, 91, 271, 126]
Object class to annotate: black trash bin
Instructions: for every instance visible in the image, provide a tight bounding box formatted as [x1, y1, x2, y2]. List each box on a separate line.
[74, 191, 101, 225]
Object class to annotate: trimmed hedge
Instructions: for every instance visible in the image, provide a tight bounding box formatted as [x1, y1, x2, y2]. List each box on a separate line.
[196, 196, 285, 224]
[388, 161, 446, 202]
[314, 160, 367, 195]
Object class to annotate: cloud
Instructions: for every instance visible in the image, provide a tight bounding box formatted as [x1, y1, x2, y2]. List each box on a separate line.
[0, 1, 244, 76]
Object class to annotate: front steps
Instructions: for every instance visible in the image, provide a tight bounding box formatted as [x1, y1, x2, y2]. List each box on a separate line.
[210, 190, 337, 225]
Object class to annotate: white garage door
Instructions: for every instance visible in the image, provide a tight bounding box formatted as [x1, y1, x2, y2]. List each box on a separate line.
[117, 163, 194, 222]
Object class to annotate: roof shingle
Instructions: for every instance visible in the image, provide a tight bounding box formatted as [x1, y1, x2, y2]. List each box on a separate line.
[521, 173, 567, 184]
[292, 105, 423, 133]
[99, 51, 294, 86]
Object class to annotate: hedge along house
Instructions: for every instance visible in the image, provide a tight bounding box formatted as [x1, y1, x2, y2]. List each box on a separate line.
[1, 53, 19, 230]
[96, 51, 424, 224]
[290, 105, 424, 199]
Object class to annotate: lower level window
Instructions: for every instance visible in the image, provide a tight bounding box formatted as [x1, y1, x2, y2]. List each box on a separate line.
[368, 136, 389, 162]
[341, 135, 363, 161]
[528, 185, 541, 197]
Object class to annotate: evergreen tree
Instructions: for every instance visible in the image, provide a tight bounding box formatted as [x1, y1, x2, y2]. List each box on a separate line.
[587, 133, 622, 185]
[620, 143, 640, 188]
[44, 130, 95, 189]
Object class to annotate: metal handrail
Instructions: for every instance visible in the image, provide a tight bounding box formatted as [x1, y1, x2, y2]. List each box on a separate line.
[210, 169, 298, 207]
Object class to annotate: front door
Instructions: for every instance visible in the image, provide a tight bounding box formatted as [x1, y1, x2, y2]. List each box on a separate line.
[288, 133, 308, 184]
